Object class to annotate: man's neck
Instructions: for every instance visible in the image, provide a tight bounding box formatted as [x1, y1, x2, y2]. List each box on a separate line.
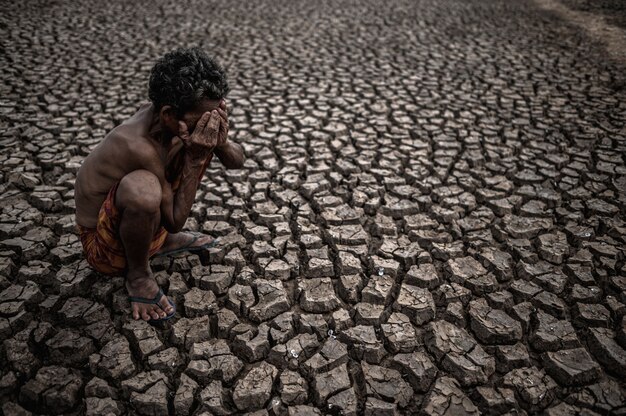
[145, 105, 181, 164]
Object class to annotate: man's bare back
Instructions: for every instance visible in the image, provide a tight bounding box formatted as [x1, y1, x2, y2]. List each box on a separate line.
[74, 48, 244, 322]
[75, 103, 173, 228]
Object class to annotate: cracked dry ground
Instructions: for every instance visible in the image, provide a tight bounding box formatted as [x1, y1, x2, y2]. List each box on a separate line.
[1, 0, 626, 415]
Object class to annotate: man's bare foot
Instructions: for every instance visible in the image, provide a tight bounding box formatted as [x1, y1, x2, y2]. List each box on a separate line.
[155, 231, 217, 256]
[126, 271, 174, 321]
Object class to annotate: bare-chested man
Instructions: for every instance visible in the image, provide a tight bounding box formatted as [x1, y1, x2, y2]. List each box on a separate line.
[74, 48, 244, 322]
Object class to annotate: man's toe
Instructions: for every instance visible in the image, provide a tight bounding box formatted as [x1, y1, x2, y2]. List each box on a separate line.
[141, 310, 151, 321]
[159, 296, 174, 314]
[132, 304, 140, 320]
[148, 308, 160, 320]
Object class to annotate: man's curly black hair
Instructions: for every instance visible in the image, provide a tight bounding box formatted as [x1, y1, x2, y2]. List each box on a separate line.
[148, 47, 229, 117]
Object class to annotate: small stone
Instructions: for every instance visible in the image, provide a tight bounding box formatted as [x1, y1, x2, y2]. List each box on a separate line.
[174, 374, 198, 416]
[298, 313, 329, 337]
[327, 387, 358, 416]
[364, 397, 398, 416]
[586, 328, 626, 376]
[232, 323, 271, 362]
[183, 287, 217, 317]
[121, 319, 164, 360]
[84, 377, 117, 399]
[354, 302, 387, 325]
[188, 339, 244, 383]
[85, 397, 123, 416]
[362, 274, 395, 305]
[249, 279, 291, 322]
[530, 311, 580, 352]
[434, 282, 472, 306]
[425, 320, 495, 386]
[120, 371, 168, 400]
[313, 363, 351, 405]
[199, 380, 231, 415]
[215, 307, 240, 339]
[573, 303, 611, 328]
[495, 343, 530, 372]
[338, 274, 363, 303]
[468, 298, 522, 344]
[503, 215, 552, 239]
[89, 336, 136, 381]
[288, 405, 323, 416]
[190, 264, 234, 295]
[331, 309, 353, 332]
[502, 367, 558, 412]
[232, 362, 278, 411]
[389, 352, 437, 393]
[170, 315, 210, 349]
[279, 370, 308, 405]
[445, 257, 488, 285]
[302, 338, 349, 376]
[443, 301, 466, 327]
[421, 376, 480, 416]
[381, 312, 419, 353]
[337, 251, 362, 275]
[362, 361, 413, 408]
[339, 325, 386, 364]
[478, 248, 514, 281]
[531, 291, 568, 319]
[474, 387, 517, 414]
[565, 379, 625, 413]
[537, 232, 569, 264]
[299, 277, 341, 313]
[405, 263, 440, 289]
[45, 328, 95, 366]
[19, 366, 83, 414]
[393, 283, 435, 325]
[147, 347, 181, 376]
[542, 348, 601, 386]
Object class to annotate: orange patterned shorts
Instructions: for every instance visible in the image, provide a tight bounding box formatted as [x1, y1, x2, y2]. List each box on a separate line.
[77, 182, 168, 276]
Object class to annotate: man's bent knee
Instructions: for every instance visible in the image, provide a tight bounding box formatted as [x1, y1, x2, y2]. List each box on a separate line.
[116, 170, 162, 214]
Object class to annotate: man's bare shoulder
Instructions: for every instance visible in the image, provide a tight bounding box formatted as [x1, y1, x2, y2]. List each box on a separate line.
[96, 118, 164, 174]
[108, 126, 157, 159]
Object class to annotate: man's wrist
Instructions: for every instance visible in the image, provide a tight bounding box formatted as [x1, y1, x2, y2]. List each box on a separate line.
[185, 155, 207, 169]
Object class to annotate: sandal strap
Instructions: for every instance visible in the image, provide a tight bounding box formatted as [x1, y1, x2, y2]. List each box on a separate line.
[155, 233, 202, 257]
[128, 288, 164, 305]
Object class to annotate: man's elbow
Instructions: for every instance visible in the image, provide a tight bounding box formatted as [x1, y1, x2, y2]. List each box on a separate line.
[225, 155, 245, 169]
[233, 156, 245, 169]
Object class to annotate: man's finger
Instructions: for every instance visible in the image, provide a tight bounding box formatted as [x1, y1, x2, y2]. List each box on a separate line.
[178, 135, 191, 147]
[216, 108, 228, 120]
[216, 108, 229, 129]
[178, 121, 189, 137]
[216, 117, 227, 138]
[219, 99, 227, 112]
[195, 111, 212, 134]
[172, 136, 183, 147]
[204, 111, 220, 136]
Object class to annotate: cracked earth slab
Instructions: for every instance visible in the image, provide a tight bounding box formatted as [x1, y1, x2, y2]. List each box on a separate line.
[1, 0, 626, 414]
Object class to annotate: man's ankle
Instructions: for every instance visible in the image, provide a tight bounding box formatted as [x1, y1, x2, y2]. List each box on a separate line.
[126, 271, 155, 287]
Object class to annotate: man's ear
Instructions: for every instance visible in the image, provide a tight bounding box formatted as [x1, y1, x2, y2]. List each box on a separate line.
[159, 105, 179, 133]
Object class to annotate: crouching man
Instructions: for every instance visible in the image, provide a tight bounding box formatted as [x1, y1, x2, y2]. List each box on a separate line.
[74, 47, 244, 322]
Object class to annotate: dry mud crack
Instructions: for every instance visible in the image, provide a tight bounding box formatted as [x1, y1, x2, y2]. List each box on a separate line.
[1, 0, 626, 415]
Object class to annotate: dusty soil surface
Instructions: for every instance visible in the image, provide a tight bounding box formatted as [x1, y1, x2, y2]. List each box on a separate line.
[1, 0, 625, 414]
[559, 0, 626, 29]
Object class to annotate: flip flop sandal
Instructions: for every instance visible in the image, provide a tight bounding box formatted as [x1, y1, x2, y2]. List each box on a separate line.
[128, 288, 176, 323]
[154, 232, 220, 258]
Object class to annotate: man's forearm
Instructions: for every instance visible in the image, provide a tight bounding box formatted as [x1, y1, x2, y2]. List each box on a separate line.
[170, 160, 205, 232]
[215, 141, 244, 169]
